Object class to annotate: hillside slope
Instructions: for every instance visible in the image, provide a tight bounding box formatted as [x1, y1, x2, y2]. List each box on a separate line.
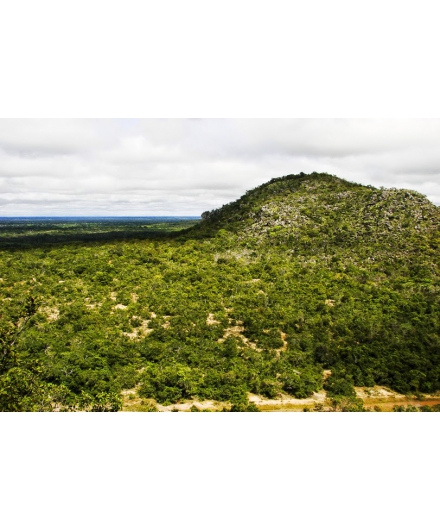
[192, 172, 440, 397]
[200, 172, 440, 254]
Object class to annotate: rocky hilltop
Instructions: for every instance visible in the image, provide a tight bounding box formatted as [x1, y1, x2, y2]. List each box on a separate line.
[201, 172, 440, 253]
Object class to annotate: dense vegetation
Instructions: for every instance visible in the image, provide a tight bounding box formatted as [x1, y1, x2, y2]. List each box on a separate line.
[0, 217, 198, 248]
[1, 173, 439, 411]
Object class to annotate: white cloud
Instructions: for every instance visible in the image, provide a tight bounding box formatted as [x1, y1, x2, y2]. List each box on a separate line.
[1, 119, 440, 216]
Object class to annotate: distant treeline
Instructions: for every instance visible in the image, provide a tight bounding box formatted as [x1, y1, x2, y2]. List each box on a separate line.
[0, 218, 200, 248]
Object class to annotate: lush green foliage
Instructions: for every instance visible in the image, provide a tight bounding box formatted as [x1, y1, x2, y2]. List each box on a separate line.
[1, 173, 440, 410]
[0, 298, 121, 411]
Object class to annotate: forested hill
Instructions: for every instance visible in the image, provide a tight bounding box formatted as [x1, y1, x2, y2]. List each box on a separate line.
[2, 172, 440, 411]
[197, 172, 440, 255]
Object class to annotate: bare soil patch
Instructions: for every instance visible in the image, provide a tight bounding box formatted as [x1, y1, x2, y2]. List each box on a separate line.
[207, 313, 220, 325]
[218, 319, 262, 351]
[122, 318, 153, 341]
[120, 380, 440, 412]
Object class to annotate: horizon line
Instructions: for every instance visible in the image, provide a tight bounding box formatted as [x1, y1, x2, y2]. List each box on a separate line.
[0, 215, 202, 218]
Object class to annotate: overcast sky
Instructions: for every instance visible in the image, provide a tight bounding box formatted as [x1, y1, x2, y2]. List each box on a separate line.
[1, 119, 440, 216]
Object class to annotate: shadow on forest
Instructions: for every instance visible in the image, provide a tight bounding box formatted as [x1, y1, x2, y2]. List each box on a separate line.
[0, 221, 201, 250]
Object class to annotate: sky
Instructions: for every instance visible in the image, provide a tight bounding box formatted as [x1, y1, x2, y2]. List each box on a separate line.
[1, 118, 440, 216]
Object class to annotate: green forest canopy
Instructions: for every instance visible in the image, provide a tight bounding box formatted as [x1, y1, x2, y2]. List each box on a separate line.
[1, 172, 439, 411]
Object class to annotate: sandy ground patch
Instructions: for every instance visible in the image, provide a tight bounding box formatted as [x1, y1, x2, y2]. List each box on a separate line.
[355, 386, 405, 400]
[325, 299, 335, 307]
[354, 386, 440, 410]
[122, 318, 153, 340]
[120, 373, 440, 411]
[249, 391, 326, 408]
[275, 331, 288, 356]
[218, 319, 262, 351]
[39, 307, 59, 322]
[161, 316, 171, 329]
[207, 313, 220, 325]
[121, 390, 223, 412]
[85, 302, 101, 309]
[157, 400, 220, 412]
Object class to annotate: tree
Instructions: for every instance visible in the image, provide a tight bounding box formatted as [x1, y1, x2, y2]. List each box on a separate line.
[0, 297, 52, 411]
[0, 298, 121, 412]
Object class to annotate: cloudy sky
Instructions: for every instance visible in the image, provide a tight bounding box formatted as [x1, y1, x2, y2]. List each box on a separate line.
[1, 119, 440, 216]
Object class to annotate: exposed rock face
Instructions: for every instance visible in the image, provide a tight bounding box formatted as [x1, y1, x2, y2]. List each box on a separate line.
[197, 172, 440, 254]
